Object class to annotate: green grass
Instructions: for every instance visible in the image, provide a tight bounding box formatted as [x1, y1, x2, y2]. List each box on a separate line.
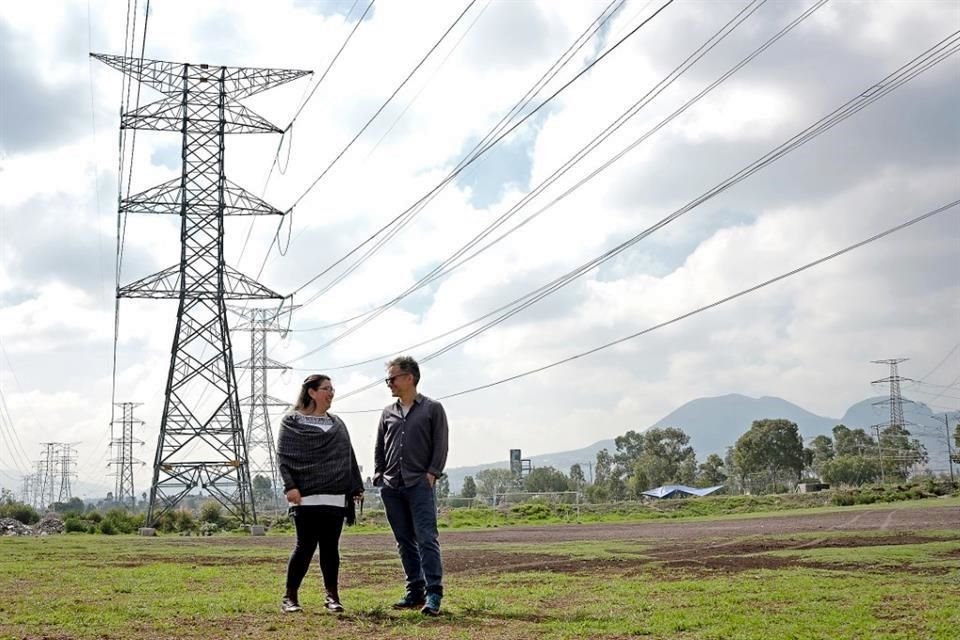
[2, 501, 959, 639]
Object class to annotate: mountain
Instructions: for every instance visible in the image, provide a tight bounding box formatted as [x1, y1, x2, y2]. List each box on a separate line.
[444, 393, 960, 491]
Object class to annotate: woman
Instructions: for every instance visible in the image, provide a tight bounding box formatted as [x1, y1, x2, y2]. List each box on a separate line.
[277, 374, 364, 614]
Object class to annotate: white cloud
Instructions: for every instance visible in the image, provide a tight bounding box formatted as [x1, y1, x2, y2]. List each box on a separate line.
[0, 0, 957, 495]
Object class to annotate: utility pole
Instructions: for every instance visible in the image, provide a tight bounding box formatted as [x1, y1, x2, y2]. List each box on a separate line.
[92, 53, 310, 525]
[109, 402, 145, 507]
[232, 306, 295, 513]
[941, 413, 956, 483]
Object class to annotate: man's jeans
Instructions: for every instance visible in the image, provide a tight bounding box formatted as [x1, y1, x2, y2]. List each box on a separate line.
[380, 482, 443, 597]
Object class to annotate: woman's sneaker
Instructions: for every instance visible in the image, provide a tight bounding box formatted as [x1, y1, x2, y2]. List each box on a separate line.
[281, 596, 303, 613]
[324, 593, 344, 613]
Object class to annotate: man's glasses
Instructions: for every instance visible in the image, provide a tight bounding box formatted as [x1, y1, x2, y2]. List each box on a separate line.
[384, 372, 411, 385]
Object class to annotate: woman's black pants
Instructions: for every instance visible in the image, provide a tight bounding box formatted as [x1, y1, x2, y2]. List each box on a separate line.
[285, 506, 345, 597]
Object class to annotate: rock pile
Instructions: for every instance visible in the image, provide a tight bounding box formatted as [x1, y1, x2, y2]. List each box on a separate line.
[34, 514, 65, 535]
[0, 518, 33, 536]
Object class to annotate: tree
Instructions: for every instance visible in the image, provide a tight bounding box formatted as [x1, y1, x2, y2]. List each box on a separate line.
[807, 435, 834, 478]
[732, 419, 805, 493]
[832, 425, 875, 457]
[697, 453, 727, 486]
[435, 475, 450, 499]
[474, 468, 515, 498]
[569, 464, 585, 488]
[252, 474, 276, 508]
[594, 449, 614, 486]
[461, 476, 477, 498]
[821, 455, 882, 486]
[614, 430, 645, 466]
[632, 427, 697, 490]
[879, 424, 927, 481]
[524, 466, 571, 493]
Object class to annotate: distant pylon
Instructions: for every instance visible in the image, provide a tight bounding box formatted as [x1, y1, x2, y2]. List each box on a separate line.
[233, 305, 295, 513]
[871, 358, 913, 430]
[109, 402, 145, 507]
[871, 357, 917, 483]
[57, 444, 78, 503]
[38, 443, 58, 509]
[92, 53, 311, 525]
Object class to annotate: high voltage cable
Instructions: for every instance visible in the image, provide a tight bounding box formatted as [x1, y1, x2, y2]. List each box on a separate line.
[284, 0, 839, 365]
[290, 0, 631, 307]
[281, 0, 676, 300]
[288, 0, 819, 335]
[285, 0, 478, 211]
[234, 0, 372, 267]
[256, 0, 628, 298]
[320, 31, 960, 397]
[333, 199, 959, 410]
[0, 341, 39, 474]
[290, 0, 777, 352]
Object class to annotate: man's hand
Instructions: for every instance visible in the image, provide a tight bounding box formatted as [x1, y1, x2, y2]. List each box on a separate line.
[285, 488, 302, 505]
[426, 473, 437, 488]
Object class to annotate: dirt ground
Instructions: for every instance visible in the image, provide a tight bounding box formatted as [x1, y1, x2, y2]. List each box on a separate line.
[192, 501, 960, 580]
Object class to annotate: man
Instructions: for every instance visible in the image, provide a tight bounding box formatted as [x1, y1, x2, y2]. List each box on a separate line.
[374, 356, 449, 616]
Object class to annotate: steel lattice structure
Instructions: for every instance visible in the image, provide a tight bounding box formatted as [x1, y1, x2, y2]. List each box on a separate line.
[871, 358, 914, 429]
[109, 402, 145, 507]
[93, 54, 310, 525]
[233, 307, 295, 512]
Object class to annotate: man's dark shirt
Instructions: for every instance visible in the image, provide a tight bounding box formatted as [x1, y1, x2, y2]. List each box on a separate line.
[374, 393, 449, 489]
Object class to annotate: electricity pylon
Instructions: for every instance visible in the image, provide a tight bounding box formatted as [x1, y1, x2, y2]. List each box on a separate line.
[233, 306, 295, 513]
[93, 53, 310, 525]
[109, 402, 145, 507]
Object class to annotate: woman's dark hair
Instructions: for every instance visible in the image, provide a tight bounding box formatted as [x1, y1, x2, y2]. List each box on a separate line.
[295, 374, 331, 411]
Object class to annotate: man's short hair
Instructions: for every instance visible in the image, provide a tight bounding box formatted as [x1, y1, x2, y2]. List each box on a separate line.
[387, 355, 420, 385]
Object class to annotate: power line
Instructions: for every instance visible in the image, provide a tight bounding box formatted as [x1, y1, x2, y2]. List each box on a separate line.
[283, 0, 676, 301]
[291, 14, 956, 372]
[335, 199, 959, 411]
[284, 0, 630, 331]
[288, 0, 795, 356]
[285, 0, 480, 213]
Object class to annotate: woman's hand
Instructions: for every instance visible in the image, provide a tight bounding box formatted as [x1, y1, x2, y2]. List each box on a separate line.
[285, 488, 302, 505]
[352, 490, 364, 504]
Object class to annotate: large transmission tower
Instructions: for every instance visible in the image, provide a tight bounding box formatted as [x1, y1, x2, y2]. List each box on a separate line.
[93, 53, 310, 525]
[109, 402, 145, 507]
[871, 358, 914, 430]
[871, 357, 916, 483]
[57, 444, 78, 503]
[233, 306, 295, 512]
[37, 443, 58, 509]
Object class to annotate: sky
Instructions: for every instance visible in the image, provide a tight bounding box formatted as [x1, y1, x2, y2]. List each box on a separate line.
[0, 0, 958, 498]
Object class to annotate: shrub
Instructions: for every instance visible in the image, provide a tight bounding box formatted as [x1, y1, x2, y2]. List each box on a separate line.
[0, 502, 40, 525]
[99, 520, 117, 535]
[64, 516, 89, 533]
[199, 501, 223, 525]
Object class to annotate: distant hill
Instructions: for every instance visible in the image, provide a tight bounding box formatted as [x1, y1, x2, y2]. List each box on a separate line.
[444, 393, 959, 491]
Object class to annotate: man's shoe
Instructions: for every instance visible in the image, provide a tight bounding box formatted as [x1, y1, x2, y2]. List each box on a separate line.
[281, 596, 303, 613]
[392, 592, 426, 609]
[324, 594, 344, 613]
[420, 593, 441, 617]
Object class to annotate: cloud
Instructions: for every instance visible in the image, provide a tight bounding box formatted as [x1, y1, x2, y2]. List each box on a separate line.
[0, 0, 957, 493]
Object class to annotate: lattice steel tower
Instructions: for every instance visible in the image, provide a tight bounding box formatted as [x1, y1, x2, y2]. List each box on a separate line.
[109, 402, 145, 507]
[93, 53, 310, 524]
[233, 306, 294, 512]
[871, 358, 913, 429]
